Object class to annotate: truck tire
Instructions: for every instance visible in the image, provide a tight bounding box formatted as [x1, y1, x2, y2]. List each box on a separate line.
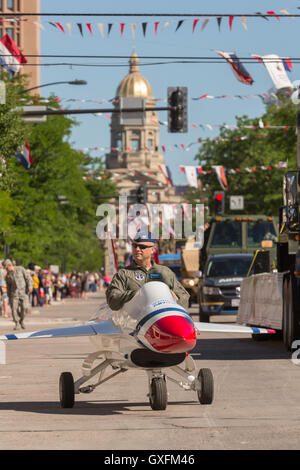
[199, 304, 210, 323]
[282, 276, 299, 351]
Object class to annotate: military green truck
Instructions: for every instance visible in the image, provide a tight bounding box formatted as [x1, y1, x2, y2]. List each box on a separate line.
[199, 215, 278, 271]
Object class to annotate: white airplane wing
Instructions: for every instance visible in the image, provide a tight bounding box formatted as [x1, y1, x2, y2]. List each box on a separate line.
[0, 320, 122, 341]
[194, 321, 275, 338]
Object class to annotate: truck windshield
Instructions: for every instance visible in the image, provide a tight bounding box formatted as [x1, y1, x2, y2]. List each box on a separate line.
[206, 257, 253, 277]
[247, 221, 277, 247]
[210, 221, 242, 248]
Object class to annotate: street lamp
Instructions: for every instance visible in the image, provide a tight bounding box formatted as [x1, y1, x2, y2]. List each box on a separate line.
[19, 79, 88, 95]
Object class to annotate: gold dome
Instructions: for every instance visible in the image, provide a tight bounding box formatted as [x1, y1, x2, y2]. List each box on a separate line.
[116, 52, 153, 98]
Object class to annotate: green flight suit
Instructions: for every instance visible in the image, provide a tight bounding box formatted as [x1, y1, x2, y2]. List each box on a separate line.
[106, 261, 190, 311]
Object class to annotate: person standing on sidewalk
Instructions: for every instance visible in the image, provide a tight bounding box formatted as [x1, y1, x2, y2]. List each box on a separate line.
[3, 259, 33, 330]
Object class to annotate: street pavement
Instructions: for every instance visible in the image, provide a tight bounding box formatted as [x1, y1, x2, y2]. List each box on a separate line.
[0, 292, 300, 451]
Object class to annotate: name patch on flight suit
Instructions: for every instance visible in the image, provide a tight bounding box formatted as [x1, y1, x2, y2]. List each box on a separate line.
[149, 273, 162, 279]
[135, 273, 144, 281]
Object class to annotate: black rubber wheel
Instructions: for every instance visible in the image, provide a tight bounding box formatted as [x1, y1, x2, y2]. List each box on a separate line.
[197, 368, 214, 405]
[59, 372, 75, 408]
[199, 304, 210, 323]
[149, 377, 168, 410]
[282, 277, 296, 351]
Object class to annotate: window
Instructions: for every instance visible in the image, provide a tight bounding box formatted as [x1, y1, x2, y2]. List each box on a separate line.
[147, 139, 153, 151]
[131, 130, 140, 152]
[0, 1, 2, 10]
[7, 0, 14, 9]
[210, 221, 242, 248]
[247, 221, 277, 247]
[6, 27, 14, 40]
[131, 139, 140, 152]
[206, 256, 253, 278]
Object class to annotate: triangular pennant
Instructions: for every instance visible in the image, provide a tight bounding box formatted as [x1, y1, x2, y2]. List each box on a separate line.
[229, 16, 234, 31]
[255, 12, 269, 20]
[154, 21, 159, 35]
[266, 11, 280, 21]
[241, 16, 248, 30]
[55, 22, 65, 33]
[86, 23, 93, 35]
[66, 23, 72, 35]
[192, 19, 199, 33]
[130, 23, 136, 38]
[98, 23, 104, 37]
[48, 22, 58, 29]
[77, 23, 83, 36]
[107, 23, 113, 35]
[120, 23, 125, 36]
[201, 18, 210, 31]
[175, 20, 184, 31]
[142, 22, 147, 36]
[163, 21, 170, 30]
[217, 17, 222, 31]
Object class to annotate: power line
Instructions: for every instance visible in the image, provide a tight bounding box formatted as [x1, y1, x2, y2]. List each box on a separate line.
[0, 12, 299, 17]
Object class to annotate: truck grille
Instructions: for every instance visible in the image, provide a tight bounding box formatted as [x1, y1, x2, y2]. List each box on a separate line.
[219, 286, 239, 297]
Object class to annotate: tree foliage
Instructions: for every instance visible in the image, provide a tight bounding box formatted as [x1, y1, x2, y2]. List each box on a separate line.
[194, 98, 297, 216]
[0, 76, 116, 271]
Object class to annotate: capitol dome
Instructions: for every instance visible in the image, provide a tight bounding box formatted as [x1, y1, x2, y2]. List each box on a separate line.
[116, 52, 153, 99]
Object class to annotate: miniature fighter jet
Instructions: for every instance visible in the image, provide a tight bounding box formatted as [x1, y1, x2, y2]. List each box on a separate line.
[0, 281, 274, 410]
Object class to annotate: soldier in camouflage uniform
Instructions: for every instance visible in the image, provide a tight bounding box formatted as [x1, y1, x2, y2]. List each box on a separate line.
[106, 233, 189, 311]
[3, 259, 33, 330]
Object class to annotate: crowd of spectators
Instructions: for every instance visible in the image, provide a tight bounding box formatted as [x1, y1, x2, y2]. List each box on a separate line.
[0, 261, 110, 317]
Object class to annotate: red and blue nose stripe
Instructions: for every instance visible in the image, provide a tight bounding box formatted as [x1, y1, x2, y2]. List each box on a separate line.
[136, 307, 197, 354]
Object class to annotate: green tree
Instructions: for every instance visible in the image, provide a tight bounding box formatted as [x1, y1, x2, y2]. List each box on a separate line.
[1, 85, 116, 271]
[194, 99, 297, 216]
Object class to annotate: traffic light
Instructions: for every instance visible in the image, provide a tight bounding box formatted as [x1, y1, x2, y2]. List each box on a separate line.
[214, 191, 225, 215]
[136, 185, 146, 204]
[167, 87, 188, 133]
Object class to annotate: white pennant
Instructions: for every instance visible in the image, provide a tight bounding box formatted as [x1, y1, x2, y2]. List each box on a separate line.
[98, 23, 104, 37]
[66, 23, 72, 35]
[241, 16, 248, 30]
[131, 23, 136, 38]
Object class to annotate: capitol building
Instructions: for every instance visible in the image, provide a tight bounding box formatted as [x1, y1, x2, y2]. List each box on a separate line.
[105, 51, 185, 205]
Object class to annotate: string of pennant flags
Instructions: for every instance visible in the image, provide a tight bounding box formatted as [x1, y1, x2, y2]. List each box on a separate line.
[77, 125, 295, 155]
[180, 162, 288, 190]
[5, 8, 300, 37]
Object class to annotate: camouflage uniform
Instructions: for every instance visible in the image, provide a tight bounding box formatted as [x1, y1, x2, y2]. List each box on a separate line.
[5, 265, 33, 328]
[106, 261, 190, 311]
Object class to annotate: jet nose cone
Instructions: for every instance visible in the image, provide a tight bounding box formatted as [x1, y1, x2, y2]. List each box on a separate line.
[145, 315, 196, 353]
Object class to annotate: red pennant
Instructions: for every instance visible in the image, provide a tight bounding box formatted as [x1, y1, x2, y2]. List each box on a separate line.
[86, 23, 93, 35]
[192, 19, 199, 33]
[252, 55, 263, 63]
[162, 145, 166, 152]
[229, 16, 234, 31]
[180, 166, 184, 173]
[266, 11, 280, 21]
[120, 23, 125, 35]
[154, 21, 159, 35]
[55, 22, 65, 33]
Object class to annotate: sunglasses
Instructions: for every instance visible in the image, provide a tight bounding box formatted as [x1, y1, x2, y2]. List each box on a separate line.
[132, 242, 154, 250]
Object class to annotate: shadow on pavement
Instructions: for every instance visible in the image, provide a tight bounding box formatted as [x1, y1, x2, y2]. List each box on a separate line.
[0, 399, 199, 416]
[191, 337, 290, 361]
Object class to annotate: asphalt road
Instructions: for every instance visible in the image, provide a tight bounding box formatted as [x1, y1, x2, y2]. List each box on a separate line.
[0, 292, 299, 451]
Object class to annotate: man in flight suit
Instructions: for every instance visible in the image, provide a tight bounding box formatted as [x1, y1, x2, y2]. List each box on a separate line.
[106, 233, 189, 311]
[3, 259, 33, 330]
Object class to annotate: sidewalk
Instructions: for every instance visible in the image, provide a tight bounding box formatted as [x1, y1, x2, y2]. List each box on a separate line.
[0, 291, 107, 333]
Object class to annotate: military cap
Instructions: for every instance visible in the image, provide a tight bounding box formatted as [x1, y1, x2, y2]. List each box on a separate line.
[134, 231, 157, 244]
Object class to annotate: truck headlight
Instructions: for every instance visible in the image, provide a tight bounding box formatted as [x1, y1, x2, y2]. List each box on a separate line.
[203, 286, 220, 295]
[188, 279, 195, 286]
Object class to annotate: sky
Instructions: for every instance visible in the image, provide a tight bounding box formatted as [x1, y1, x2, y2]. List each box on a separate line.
[36, 0, 300, 185]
